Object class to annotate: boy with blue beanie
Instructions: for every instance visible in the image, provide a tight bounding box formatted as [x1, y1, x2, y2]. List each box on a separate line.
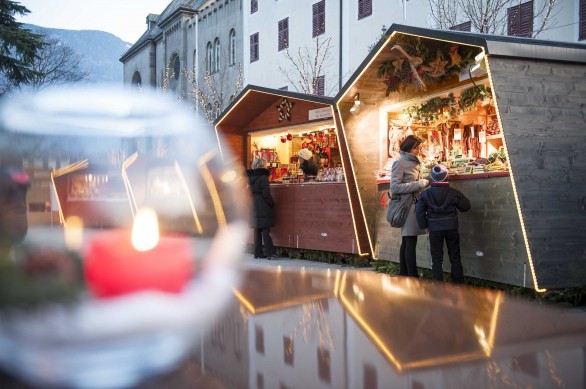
[416, 164, 471, 283]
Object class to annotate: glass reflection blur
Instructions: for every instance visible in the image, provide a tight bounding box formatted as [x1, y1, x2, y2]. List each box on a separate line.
[0, 85, 248, 389]
[190, 268, 586, 389]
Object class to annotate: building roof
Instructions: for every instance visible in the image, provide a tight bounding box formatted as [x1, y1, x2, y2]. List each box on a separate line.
[215, 84, 334, 128]
[120, 0, 204, 62]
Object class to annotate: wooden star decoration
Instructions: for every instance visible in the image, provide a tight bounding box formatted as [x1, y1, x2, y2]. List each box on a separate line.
[449, 51, 462, 67]
[392, 58, 404, 74]
[427, 56, 448, 77]
[277, 97, 294, 122]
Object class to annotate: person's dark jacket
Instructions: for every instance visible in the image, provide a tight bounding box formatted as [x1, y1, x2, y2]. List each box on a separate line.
[246, 168, 274, 228]
[300, 159, 318, 176]
[416, 182, 470, 231]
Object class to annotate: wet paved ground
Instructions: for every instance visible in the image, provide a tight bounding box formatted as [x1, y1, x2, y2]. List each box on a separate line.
[242, 251, 586, 317]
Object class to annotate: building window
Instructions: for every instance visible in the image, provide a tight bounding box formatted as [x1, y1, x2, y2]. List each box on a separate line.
[578, 0, 586, 41]
[250, 32, 259, 63]
[206, 41, 213, 73]
[450, 21, 471, 32]
[313, 75, 324, 96]
[131, 71, 141, 89]
[312, 0, 326, 37]
[255, 325, 264, 354]
[364, 364, 377, 389]
[192, 49, 196, 71]
[229, 29, 236, 65]
[283, 336, 294, 366]
[213, 37, 221, 73]
[317, 347, 331, 383]
[251, 0, 258, 14]
[278, 18, 289, 51]
[172, 54, 180, 80]
[358, 0, 372, 20]
[508, 0, 533, 38]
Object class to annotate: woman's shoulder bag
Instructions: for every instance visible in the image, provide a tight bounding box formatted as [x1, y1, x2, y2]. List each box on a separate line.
[386, 191, 415, 228]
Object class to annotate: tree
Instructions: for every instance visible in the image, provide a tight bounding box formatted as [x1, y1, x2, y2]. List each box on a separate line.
[427, 0, 560, 38]
[162, 53, 244, 124]
[0, 0, 45, 90]
[277, 36, 337, 96]
[20, 31, 90, 91]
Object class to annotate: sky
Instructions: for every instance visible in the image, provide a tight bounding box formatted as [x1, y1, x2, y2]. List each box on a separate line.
[16, 0, 172, 43]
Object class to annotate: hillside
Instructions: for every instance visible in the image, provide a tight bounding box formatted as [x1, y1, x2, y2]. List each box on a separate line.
[24, 24, 131, 84]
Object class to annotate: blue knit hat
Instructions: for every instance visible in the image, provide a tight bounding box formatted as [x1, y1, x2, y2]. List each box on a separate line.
[430, 164, 448, 182]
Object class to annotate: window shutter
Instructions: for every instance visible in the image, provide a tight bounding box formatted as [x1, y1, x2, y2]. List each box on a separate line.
[508, 1, 533, 37]
[578, 0, 586, 41]
[508, 6, 520, 36]
[250, 33, 259, 63]
[278, 18, 288, 51]
[358, 0, 372, 20]
[312, 0, 326, 37]
[450, 21, 471, 32]
[520, 1, 533, 37]
[314, 75, 325, 96]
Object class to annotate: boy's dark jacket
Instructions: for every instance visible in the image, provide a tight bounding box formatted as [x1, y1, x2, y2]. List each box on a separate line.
[416, 182, 471, 231]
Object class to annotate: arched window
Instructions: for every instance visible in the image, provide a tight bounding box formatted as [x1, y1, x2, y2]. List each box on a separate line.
[229, 29, 236, 66]
[169, 53, 180, 92]
[206, 42, 213, 73]
[213, 37, 221, 73]
[172, 54, 180, 80]
[131, 71, 141, 89]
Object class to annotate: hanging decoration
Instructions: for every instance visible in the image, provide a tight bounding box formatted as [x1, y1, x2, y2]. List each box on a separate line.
[403, 86, 492, 126]
[276, 98, 294, 122]
[377, 36, 479, 96]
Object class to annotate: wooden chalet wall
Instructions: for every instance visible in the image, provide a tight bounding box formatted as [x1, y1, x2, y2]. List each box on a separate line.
[340, 104, 531, 287]
[489, 57, 586, 289]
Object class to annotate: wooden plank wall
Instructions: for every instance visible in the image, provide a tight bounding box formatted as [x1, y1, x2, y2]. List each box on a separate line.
[489, 57, 586, 289]
[376, 177, 530, 287]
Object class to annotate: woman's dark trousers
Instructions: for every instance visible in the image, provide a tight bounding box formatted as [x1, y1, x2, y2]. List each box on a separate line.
[399, 236, 419, 277]
[429, 229, 464, 283]
[254, 227, 274, 257]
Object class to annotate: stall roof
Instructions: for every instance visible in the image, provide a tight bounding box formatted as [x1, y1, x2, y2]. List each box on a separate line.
[215, 85, 334, 129]
[337, 23, 586, 103]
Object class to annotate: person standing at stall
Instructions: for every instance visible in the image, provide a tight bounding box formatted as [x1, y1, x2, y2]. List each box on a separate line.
[416, 164, 471, 284]
[298, 148, 318, 179]
[390, 135, 429, 277]
[246, 158, 278, 259]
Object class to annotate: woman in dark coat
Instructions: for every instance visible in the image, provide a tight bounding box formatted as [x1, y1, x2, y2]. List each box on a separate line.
[390, 135, 429, 277]
[246, 158, 277, 259]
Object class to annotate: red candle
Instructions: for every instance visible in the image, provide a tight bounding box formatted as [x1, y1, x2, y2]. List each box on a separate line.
[84, 209, 193, 298]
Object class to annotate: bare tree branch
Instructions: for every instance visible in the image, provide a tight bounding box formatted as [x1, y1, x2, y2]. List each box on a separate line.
[428, 0, 560, 37]
[277, 36, 337, 96]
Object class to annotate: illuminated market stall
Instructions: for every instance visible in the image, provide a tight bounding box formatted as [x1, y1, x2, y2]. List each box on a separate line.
[336, 24, 586, 290]
[215, 85, 369, 255]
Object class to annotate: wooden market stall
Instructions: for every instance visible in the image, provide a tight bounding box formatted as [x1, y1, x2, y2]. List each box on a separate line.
[335, 24, 586, 290]
[215, 85, 369, 255]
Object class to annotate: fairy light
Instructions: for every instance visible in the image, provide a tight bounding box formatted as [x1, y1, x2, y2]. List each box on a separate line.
[484, 58, 545, 292]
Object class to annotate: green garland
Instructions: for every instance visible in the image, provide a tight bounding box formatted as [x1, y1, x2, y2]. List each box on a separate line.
[403, 86, 492, 126]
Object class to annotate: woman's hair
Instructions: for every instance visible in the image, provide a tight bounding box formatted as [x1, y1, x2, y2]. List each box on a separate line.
[252, 158, 266, 169]
[399, 135, 422, 153]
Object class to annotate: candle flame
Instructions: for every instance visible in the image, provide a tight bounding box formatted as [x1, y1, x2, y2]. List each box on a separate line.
[64, 216, 84, 251]
[132, 207, 160, 251]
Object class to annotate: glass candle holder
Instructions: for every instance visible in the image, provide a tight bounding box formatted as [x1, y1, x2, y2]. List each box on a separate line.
[0, 85, 248, 388]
